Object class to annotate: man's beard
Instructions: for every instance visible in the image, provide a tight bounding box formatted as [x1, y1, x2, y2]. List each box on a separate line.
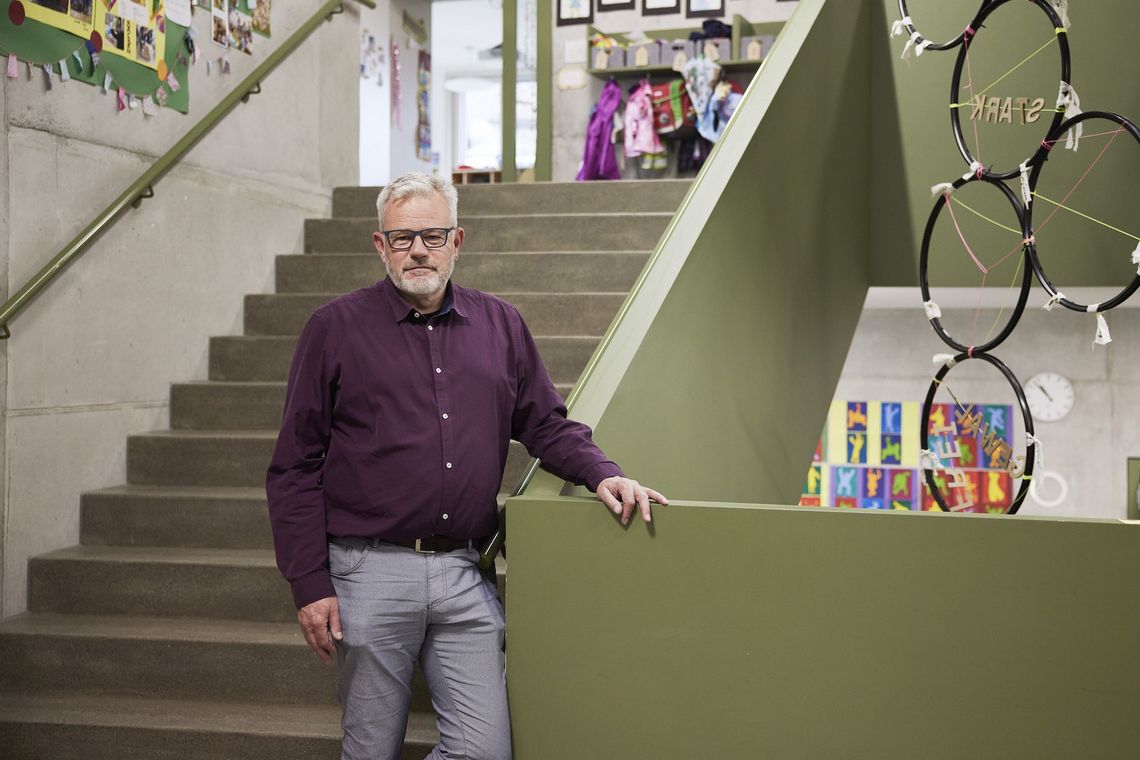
[386, 255, 455, 295]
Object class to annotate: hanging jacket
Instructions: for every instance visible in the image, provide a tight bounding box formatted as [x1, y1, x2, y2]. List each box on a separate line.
[577, 80, 624, 181]
[682, 56, 722, 144]
[624, 80, 664, 158]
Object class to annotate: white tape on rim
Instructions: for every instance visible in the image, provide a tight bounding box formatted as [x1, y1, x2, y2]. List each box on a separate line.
[1094, 313, 1112, 346]
[932, 353, 957, 369]
[1051, 0, 1071, 28]
[891, 16, 912, 37]
[1019, 161, 1033, 206]
[923, 300, 942, 319]
[1042, 291, 1065, 311]
[1132, 240, 1140, 274]
[1057, 81, 1083, 150]
[1026, 433, 1043, 471]
[920, 449, 942, 472]
[930, 182, 956, 197]
[963, 161, 984, 181]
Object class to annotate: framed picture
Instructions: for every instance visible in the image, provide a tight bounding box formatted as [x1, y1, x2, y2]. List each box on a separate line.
[685, 0, 724, 18]
[557, 0, 593, 25]
[598, 0, 635, 11]
[642, 0, 679, 16]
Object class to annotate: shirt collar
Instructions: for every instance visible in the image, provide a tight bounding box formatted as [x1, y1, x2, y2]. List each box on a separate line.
[379, 278, 468, 323]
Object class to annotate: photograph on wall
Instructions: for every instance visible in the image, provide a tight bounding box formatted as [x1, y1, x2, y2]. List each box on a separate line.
[251, 0, 270, 36]
[597, 0, 635, 12]
[116, 0, 150, 25]
[95, 0, 165, 69]
[227, 2, 253, 55]
[556, 0, 592, 26]
[23, 0, 95, 37]
[211, 3, 228, 47]
[685, 0, 723, 18]
[642, 0, 680, 17]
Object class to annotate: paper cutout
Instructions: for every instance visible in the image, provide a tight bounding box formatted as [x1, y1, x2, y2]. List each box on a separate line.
[117, 86, 127, 111]
[221, 54, 231, 75]
[103, 71, 112, 92]
[58, 58, 70, 82]
[166, 0, 192, 26]
[5, 54, 17, 80]
[8, 0, 25, 26]
[166, 71, 180, 92]
[142, 96, 158, 116]
[42, 63, 52, 90]
[128, 94, 139, 109]
[155, 86, 169, 106]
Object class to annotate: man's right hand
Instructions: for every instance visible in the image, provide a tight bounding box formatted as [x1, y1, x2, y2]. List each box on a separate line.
[298, 595, 342, 663]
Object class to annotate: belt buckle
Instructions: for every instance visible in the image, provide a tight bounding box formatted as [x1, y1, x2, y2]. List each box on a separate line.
[414, 538, 437, 554]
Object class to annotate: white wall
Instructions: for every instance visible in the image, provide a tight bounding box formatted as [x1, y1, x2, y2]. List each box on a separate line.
[551, 0, 799, 181]
[837, 295, 1140, 520]
[0, 0, 361, 618]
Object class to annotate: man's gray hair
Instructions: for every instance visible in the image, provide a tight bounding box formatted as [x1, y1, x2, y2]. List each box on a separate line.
[375, 172, 459, 229]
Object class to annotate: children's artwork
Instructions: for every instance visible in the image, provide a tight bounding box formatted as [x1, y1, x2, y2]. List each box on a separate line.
[165, 0, 192, 26]
[799, 399, 1015, 514]
[251, 0, 270, 37]
[95, 0, 166, 70]
[416, 51, 431, 161]
[227, 1, 252, 55]
[211, 3, 228, 47]
[24, 0, 95, 37]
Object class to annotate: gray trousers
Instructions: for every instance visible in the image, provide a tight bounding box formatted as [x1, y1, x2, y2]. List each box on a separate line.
[329, 539, 510, 760]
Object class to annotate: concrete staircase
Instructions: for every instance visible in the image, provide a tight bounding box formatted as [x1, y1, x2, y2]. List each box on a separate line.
[0, 179, 689, 759]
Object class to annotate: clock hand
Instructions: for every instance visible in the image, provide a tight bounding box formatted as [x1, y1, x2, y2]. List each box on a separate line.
[1039, 385, 1054, 402]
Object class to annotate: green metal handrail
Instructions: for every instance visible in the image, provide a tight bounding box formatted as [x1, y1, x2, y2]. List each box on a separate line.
[0, 0, 375, 339]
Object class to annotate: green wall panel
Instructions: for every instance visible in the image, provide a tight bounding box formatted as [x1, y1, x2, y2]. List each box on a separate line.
[506, 495, 1140, 758]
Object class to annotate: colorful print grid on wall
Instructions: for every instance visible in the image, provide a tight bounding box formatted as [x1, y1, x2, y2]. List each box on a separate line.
[799, 400, 1015, 514]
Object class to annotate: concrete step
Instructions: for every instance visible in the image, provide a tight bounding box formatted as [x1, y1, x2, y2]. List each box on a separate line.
[81, 485, 272, 550]
[27, 546, 507, 624]
[244, 292, 624, 337]
[303, 213, 672, 253]
[0, 613, 336, 706]
[171, 382, 285, 430]
[333, 179, 692, 217]
[275, 251, 651, 294]
[27, 546, 295, 622]
[128, 429, 534, 490]
[0, 693, 436, 760]
[81, 484, 513, 552]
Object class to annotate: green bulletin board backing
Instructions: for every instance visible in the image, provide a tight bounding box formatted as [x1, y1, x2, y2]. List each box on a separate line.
[0, 13, 190, 113]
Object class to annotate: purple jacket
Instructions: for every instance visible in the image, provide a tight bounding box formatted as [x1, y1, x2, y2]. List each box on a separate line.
[576, 80, 624, 181]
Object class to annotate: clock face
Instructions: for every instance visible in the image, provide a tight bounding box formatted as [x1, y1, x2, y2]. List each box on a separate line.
[1025, 372, 1075, 422]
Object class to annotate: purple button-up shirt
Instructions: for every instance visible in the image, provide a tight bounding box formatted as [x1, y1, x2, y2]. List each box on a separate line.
[266, 278, 623, 608]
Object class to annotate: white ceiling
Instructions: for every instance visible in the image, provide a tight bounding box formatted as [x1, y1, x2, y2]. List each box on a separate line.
[431, 0, 504, 78]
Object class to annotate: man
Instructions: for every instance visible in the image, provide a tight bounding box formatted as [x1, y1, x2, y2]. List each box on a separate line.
[266, 171, 666, 760]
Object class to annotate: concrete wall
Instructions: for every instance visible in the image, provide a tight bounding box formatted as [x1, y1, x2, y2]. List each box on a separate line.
[0, 1, 361, 619]
[550, 0, 798, 181]
[360, 0, 433, 184]
[836, 300, 1140, 520]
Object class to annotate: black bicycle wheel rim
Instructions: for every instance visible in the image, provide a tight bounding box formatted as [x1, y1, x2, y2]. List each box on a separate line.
[1026, 110, 1140, 312]
[896, 0, 991, 52]
[919, 176, 1034, 354]
[919, 352, 1035, 514]
[949, 0, 1071, 181]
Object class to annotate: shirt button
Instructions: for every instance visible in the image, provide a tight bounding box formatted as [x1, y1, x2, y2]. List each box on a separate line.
[435, 368, 442, 374]
[442, 413, 449, 420]
[442, 513, 449, 520]
[414, 312, 421, 319]
[428, 325, 434, 331]
[446, 462, 453, 469]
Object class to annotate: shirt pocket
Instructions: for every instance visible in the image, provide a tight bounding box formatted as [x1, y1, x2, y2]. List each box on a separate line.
[328, 540, 370, 577]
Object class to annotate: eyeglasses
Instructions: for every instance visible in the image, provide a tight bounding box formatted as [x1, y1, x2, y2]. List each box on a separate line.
[381, 227, 456, 250]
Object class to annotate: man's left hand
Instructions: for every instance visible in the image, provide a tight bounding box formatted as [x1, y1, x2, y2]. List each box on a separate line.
[596, 476, 668, 526]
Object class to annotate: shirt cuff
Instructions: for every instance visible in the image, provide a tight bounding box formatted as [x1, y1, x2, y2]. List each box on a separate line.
[583, 461, 625, 493]
[291, 568, 337, 610]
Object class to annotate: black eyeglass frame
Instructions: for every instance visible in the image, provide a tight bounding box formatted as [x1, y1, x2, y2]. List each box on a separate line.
[380, 227, 457, 250]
